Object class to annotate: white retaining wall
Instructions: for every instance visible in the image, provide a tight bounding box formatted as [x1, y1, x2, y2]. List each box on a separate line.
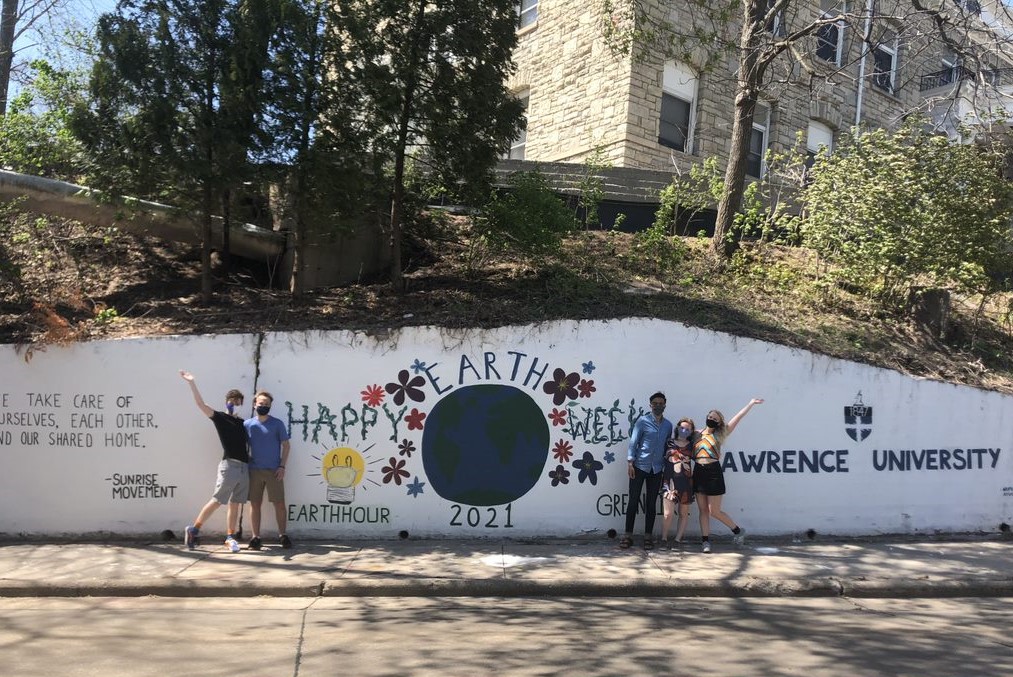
[1, 319, 1010, 538]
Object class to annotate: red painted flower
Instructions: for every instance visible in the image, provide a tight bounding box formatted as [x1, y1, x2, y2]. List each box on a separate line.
[381, 457, 410, 485]
[578, 379, 596, 398]
[552, 440, 574, 463]
[361, 384, 385, 407]
[405, 408, 426, 431]
[548, 408, 567, 426]
[542, 368, 580, 406]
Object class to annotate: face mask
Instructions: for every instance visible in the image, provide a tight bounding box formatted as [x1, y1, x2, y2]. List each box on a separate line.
[677, 427, 692, 439]
[226, 403, 236, 415]
[650, 404, 665, 416]
[706, 418, 720, 429]
[256, 405, 271, 416]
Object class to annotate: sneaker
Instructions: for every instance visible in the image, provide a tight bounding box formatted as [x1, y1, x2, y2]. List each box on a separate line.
[225, 536, 241, 553]
[733, 527, 747, 547]
[279, 534, 293, 549]
[702, 540, 712, 554]
[247, 536, 262, 551]
[184, 525, 200, 550]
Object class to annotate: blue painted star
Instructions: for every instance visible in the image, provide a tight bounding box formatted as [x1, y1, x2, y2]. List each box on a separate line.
[410, 359, 427, 374]
[581, 360, 596, 375]
[406, 476, 426, 498]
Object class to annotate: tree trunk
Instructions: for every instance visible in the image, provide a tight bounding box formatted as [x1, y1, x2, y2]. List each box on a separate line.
[388, 0, 428, 293]
[712, 0, 767, 259]
[291, 175, 306, 300]
[220, 188, 232, 279]
[0, 0, 17, 116]
[201, 183, 214, 305]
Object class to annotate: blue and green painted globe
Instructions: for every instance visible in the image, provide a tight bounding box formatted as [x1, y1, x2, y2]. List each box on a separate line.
[421, 384, 550, 506]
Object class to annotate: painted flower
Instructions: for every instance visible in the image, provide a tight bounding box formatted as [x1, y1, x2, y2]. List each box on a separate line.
[581, 360, 596, 375]
[548, 408, 568, 426]
[542, 368, 580, 406]
[385, 369, 426, 406]
[572, 451, 604, 486]
[381, 457, 410, 485]
[360, 384, 385, 407]
[549, 464, 570, 487]
[406, 476, 425, 497]
[603, 451, 616, 464]
[398, 439, 416, 457]
[410, 358, 427, 374]
[405, 408, 426, 431]
[552, 440, 574, 463]
[578, 379, 596, 398]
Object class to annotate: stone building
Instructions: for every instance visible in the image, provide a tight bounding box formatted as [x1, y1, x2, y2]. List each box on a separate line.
[506, 0, 1012, 181]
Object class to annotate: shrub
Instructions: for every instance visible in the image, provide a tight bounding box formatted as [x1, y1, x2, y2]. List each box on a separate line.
[475, 171, 577, 256]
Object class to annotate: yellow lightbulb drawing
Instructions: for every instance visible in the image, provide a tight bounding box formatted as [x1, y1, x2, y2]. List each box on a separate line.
[322, 447, 365, 504]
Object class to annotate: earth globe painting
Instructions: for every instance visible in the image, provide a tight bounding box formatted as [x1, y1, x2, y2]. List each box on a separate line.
[421, 384, 551, 505]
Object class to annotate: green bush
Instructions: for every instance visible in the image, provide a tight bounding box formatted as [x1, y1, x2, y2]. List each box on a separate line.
[475, 171, 577, 256]
[801, 119, 1013, 309]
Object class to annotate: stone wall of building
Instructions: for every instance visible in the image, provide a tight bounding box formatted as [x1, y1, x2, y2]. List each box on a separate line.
[509, 0, 634, 165]
[511, 0, 957, 174]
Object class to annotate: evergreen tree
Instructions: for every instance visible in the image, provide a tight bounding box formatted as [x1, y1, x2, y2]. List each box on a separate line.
[333, 0, 525, 291]
[72, 0, 275, 304]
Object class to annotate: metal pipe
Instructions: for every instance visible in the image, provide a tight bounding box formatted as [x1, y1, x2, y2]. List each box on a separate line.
[0, 169, 286, 260]
[855, 0, 876, 128]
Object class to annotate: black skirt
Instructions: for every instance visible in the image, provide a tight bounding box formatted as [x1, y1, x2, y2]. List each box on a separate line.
[692, 461, 726, 496]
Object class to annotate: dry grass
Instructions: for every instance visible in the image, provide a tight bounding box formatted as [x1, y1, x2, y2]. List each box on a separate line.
[2, 210, 1013, 394]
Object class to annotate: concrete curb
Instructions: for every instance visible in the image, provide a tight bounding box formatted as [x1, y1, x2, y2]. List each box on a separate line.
[0, 580, 326, 598]
[318, 577, 844, 598]
[2, 576, 1010, 598]
[840, 577, 1013, 598]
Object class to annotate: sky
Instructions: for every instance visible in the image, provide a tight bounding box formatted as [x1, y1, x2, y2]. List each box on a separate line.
[7, 0, 115, 99]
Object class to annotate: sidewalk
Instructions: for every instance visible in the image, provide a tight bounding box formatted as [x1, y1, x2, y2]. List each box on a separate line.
[0, 534, 1010, 598]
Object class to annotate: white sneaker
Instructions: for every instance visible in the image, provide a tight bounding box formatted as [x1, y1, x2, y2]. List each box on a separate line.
[733, 528, 746, 547]
[702, 540, 711, 553]
[225, 536, 241, 553]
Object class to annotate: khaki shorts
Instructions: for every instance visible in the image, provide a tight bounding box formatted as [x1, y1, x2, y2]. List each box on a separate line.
[249, 468, 285, 504]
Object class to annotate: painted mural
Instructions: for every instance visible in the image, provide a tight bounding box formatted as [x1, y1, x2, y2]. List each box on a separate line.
[278, 346, 638, 533]
[0, 320, 1011, 537]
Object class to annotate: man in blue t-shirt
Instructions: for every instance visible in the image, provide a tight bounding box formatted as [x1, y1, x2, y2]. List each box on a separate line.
[244, 390, 292, 549]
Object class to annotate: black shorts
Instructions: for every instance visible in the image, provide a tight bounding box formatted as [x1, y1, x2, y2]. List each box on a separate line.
[693, 461, 726, 496]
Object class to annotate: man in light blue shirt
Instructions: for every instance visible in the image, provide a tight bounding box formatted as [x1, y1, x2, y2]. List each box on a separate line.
[620, 391, 673, 550]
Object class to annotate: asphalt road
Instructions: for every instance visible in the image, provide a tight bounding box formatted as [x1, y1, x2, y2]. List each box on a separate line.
[3, 596, 1011, 676]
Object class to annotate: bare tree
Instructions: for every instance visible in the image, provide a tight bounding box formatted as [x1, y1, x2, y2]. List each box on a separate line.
[0, 0, 79, 115]
[600, 0, 1013, 258]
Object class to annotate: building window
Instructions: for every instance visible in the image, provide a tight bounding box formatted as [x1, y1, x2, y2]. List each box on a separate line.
[747, 105, 769, 178]
[872, 33, 898, 94]
[815, 13, 843, 65]
[806, 120, 833, 168]
[517, 0, 538, 29]
[765, 0, 786, 37]
[658, 61, 697, 152]
[952, 0, 982, 14]
[504, 93, 528, 160]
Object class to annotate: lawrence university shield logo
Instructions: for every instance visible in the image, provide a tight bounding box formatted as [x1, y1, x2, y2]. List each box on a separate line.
[844, 391, 872, 441]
